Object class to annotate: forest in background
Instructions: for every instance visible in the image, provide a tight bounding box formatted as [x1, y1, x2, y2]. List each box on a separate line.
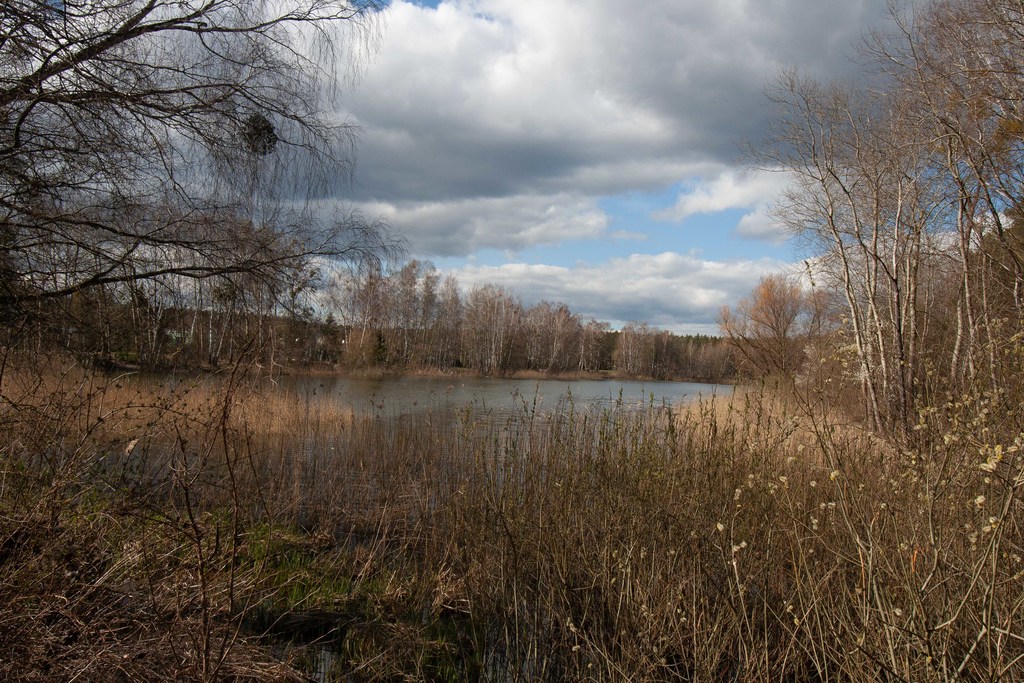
[19, 257, 734, 381]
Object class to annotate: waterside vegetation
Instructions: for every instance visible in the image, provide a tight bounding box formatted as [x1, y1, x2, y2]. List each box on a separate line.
[0, 358, 1021, 680]
[4, 0, 1024, 679]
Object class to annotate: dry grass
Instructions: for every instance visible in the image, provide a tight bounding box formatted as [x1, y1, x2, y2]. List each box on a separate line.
[1, 350, 1022, 681]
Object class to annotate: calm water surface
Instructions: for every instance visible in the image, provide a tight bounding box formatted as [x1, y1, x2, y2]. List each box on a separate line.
[279, 375, 728, 416]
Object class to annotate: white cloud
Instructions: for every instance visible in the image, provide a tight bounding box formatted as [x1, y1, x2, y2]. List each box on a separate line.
[346, 0, 892, 205]
[735, 206, 789, 244]
[656, 171, 790, 222]
[323, 0, 895, 325]
[448, 251, 792, 334]
[357, 193, 612, 255]
[652, 170, 793, 244]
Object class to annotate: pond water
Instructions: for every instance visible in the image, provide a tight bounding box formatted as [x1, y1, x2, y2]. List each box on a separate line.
[278, 374, 728, 416]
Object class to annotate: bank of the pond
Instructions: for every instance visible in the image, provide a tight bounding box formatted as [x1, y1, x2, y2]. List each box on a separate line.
[271, 363, 735, 385]
[3, 362, 1021, 681]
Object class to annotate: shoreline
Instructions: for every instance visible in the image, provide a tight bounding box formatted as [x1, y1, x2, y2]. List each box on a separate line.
[272, 363, 735, 386]
[72, 353, 736, 386]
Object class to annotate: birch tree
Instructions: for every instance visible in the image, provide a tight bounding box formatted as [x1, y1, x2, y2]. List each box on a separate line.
[760, 0, 1024, 434]
[462, 285, 523, 376]
[0, 0, 392, 327]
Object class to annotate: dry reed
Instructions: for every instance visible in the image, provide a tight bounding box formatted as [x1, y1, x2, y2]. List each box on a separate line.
[1, 352, 1021, 681]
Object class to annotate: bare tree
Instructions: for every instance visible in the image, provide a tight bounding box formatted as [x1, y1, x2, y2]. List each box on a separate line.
[577, 318, 611, 373]
[427, 274, 462, 369]
[613, 321, 656, 378]
[462, 285, 523, 376]
[880, 0, 1024, 389]
[719, 273, 812, 380]
[759, 0, 1024, 434]
[0, 0, 393, 324]
[521, 301, 581, 373]
[761, 70, 942, 433]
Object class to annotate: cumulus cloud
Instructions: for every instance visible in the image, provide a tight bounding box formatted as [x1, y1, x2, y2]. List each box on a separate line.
[656, 172, 789, 222]
[449, 251, 791, 334]
[338, 0, 890, 251]
[655, 170, 792, 243]
[356, 193, 612, 255]
[348, 0, 888, 189]
[326, 0, 893, 325]
[735, 206, 790, 244]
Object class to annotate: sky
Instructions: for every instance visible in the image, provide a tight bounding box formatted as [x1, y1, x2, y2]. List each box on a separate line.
[333, 0, 894, 334]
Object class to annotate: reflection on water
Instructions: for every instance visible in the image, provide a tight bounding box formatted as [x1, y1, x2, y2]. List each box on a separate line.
[278, 375, 725, 416]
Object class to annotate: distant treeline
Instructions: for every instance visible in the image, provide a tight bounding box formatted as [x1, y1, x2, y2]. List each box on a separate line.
[17, 259, 734, 382]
